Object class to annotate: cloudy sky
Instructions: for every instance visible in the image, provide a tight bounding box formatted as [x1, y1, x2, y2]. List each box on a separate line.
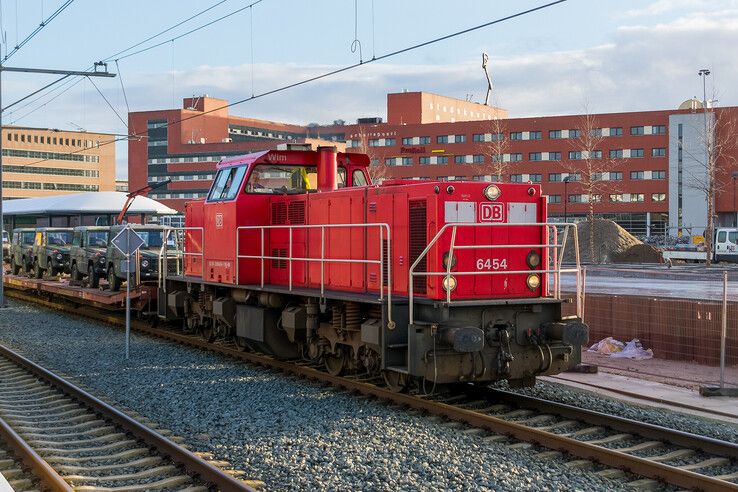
[1, 0, 736, 178]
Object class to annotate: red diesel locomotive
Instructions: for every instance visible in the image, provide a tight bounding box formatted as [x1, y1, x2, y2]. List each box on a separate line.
[161, 146, 588, 390]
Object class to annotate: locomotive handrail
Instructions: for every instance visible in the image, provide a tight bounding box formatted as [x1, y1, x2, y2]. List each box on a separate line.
[235, 223, 393, 327]
[159, 227, 205, 289]
[408, 222, 582, 325]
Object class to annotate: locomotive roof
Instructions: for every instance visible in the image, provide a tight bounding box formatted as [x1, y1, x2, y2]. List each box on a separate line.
[217, 149, 369, 169]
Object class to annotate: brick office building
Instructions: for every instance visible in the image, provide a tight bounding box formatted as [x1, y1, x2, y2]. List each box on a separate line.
[128, 92, 738, 237]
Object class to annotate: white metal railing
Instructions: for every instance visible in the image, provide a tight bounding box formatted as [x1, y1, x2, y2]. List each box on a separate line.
[408, 222, 582, 325]
[159, 227, 204, 288]
[235, 223, 392, 325]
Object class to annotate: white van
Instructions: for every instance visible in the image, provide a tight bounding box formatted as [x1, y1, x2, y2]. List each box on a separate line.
[715, 228, 738, 263]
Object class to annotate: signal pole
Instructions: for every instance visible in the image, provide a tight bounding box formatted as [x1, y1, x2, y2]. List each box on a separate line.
[0, 63, 116, 308]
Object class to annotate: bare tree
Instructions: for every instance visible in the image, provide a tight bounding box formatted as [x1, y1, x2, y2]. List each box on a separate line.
[682, 107, 738, 266]
[567, 113, 622, 263]
[352, 125, 387, 184]
[473, 115, 509, 182]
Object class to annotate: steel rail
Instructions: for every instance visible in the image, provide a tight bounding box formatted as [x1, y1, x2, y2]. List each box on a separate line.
[0, 340, 257, 492]
[0, 415, 71, 491]
[4, 287, 738, 491]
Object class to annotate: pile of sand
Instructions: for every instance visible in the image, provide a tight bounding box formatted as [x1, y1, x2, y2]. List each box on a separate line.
[562, 219, 662, 264]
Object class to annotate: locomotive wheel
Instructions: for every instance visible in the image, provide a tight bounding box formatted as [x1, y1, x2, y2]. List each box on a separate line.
[383, 370, 409, 393]
[88, 264, 100, 288]
[71, 263, 82, 281]
[200, 319, 216, 343]
[324, 349, 346, 376]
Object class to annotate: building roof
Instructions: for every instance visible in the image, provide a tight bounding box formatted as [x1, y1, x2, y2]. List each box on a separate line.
[2, 192, 178, 216]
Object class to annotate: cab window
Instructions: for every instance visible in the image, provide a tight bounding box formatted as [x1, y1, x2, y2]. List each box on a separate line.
[352, 170, 368, 187]
[207, 166, 247, 202]
[23, 232, 35, 244]
[88, 231, 109, 247]
[48, 231, 73, 246]
[730, 231, 738, 243]
[246, 164, 348, 194]
[718, 231, 727, 243]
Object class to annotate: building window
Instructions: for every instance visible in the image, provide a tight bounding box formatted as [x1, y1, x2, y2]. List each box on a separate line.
[20, 135, 25, 142]
[568, 194, 582, 203]
[510, 153, 523, 162]
[549, 130, 562, 139]
[491, 133, 503, 142]
[569, 129, 581, 138]
[630, 171, 645, 180]
[33, 136, 38, 143]
[652, 147, 666, 157]
[370, 158, 379, 167]
[419, 136, 430, 144]
[652, 193, 666, 202]
[473, 133, 483, 142]
[511, 174, 524, 183]
[591, 194, 602, 203]
[402, 137, 413, 145]
[510, 132, 523, 140]
[609, 149, 623, 159]
[610, 127, 623, 136]
[568, 151, 582, 160]
[567, 173, 581, 181]
[437, 135, 449, 144]
[454, 135, 466, 143]
[454, 155, 466, 164]
[652, 125, 666, 135]
[549, 152, 562, 161]
[472, 154, 484, 163]
[420, 157, 430, 165]
[6, 133, 10, 141]
[385, 138, 396, 146]
[529, 174, 542, 183]
[437, 156, 449, 164]
[529, 152, 542, 161]
[548, 194, 561, 204]
[590, 128, 603, 137]
[591, 150, 602, 159]
[368, 139, 379, 147]
[610, 171, 623, 181]
[631, 148, 644, 158]
[401, 157, 413, 166]
[631, 193, 645, 202]
[549, 173, 562, 182]
[529, 131, 542, 140]
[652, 170, 666, 179]
[491, 154, 503, 162]
[591, 172, 603, 181]
[630, 126, 645, 135]
[610, 194, 623, 202]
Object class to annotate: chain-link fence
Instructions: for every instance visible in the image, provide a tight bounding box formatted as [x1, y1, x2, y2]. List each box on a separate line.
[562, 267, 738, 390]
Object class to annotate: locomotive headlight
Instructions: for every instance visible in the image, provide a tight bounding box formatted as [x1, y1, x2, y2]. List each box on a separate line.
[141, 259, 149, 268]
[442, 252, 457, 269]
[484, 184, 501, 201]
[442, 275, 457, 292]
[526, 273, 541, 290]
[526, 250, 541, 269]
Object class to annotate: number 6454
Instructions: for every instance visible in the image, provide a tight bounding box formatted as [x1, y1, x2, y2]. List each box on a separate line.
[476, 258, 507, 270]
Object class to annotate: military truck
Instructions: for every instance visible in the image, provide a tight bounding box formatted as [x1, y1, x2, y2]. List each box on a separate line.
[106, 225, 168, 291]
[70, 226, 110, 288]
[9, 228, 36, 275]
[32, 228, 74, 278]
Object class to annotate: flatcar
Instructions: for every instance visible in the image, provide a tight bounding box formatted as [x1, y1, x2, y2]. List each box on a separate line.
[159, 147, 588, 390]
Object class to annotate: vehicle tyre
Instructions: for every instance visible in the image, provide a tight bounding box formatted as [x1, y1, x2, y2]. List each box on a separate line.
[11, 258, 20, 275]
[71, 262, 82, 281]
[107, 266, 121, 292]
[33, 261, 43, 279]
[45, 258, 55, 278]
[88, 264, 100, 288]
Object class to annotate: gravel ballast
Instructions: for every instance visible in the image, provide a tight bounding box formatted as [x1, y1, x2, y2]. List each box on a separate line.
[0, 299, 705, 490]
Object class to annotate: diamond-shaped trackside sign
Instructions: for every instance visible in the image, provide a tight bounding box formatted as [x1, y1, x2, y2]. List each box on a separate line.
[111, 227, 145, 256]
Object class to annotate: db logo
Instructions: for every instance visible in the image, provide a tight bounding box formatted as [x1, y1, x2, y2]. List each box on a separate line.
[215, 213, 224, 229]
[479, 203, 504, 222]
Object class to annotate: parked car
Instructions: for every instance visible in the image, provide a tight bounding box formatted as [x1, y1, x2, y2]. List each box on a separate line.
[106, 225, 168, 291]
[9, 228, 36, 275]
[2, 230, 9, 262]
[70, 226, 110, 288]
[31, 227, 74, 278]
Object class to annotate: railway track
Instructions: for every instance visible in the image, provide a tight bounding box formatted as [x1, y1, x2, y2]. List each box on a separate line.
[5, 287, 738, 491]
[0, 339, 259, 492]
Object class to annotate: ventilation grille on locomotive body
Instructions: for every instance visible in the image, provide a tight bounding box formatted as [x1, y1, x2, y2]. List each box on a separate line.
[408, 200, 427, 294]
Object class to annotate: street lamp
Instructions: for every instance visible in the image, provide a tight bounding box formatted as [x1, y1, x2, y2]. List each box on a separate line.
[563, 175, 572, 223]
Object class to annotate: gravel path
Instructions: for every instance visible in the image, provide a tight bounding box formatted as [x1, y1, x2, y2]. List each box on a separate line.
[0, 299, 670, 491]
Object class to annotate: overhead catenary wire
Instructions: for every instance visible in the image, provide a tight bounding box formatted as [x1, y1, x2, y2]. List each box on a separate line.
[7, 0, 264, 124]
[3, 0, 74, 63]
[13, 0, 567, 170]
[86, 75, 127, 128]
